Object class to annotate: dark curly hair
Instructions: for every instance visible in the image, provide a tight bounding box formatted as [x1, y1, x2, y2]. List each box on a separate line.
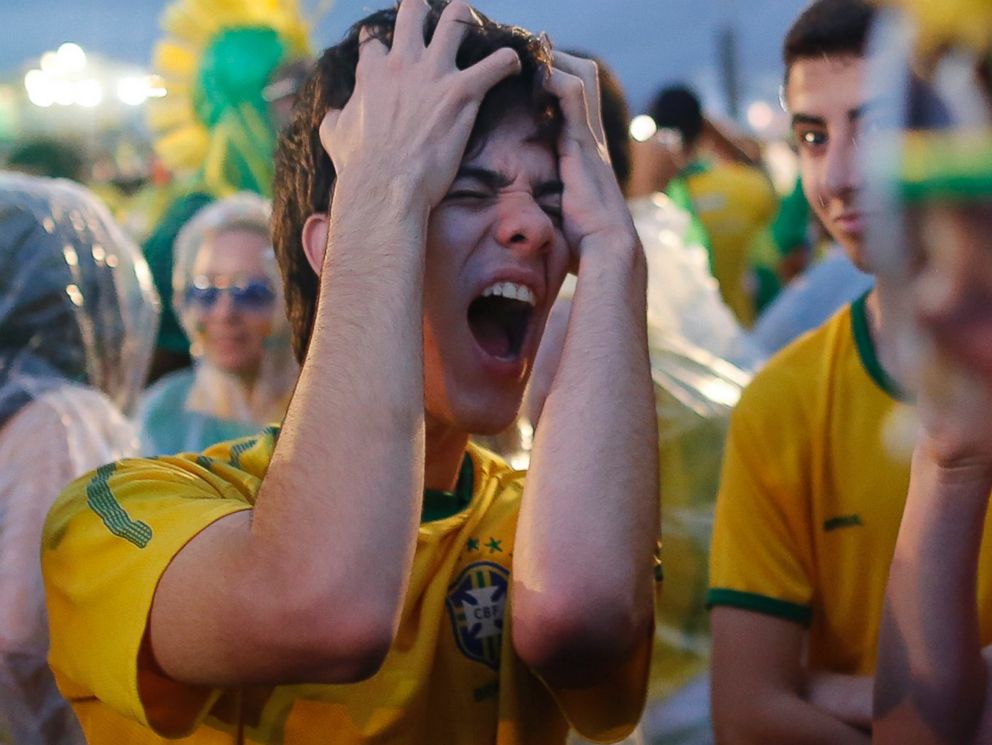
[272, 1, 562, 362]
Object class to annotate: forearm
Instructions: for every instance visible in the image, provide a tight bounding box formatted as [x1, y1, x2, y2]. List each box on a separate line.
[715, 691, 870, 745]
[873, 449, 992, 744]
[806, 672, 873, 732]
[513, 238, 658, 683]
[152, 177, 430, 685]
[254, 175, 428, 613]
[712, 609, 871, 745]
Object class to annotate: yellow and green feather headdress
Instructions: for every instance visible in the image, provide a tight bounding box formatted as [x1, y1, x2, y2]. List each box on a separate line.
[148, 0, 312, 198]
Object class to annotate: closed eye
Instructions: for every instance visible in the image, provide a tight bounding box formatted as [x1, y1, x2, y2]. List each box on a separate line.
[445, 190, 491, 201]
[540, 202, 563, 225]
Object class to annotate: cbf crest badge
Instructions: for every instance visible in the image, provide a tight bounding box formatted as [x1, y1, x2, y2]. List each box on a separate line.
[445, 561, 509, 670]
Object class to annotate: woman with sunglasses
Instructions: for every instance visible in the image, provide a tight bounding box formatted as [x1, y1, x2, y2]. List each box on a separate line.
[138, 193, 298, 455]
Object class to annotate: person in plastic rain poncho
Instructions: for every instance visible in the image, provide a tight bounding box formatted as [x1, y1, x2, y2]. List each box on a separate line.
[0, 173, 158, 743]
[138, 193, 297, 455]
[862, 2, 992, 743]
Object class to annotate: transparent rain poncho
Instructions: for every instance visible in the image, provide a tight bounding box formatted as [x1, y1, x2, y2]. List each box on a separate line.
[137, 193, 298, 455]
[863, 2, 992, 448]
[0, 173, 159, 743]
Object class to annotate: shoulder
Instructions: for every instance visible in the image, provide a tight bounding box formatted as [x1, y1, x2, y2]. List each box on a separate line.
[43, 428, 275, 555]
[734, 305, 854, 429]
[142, 368, 195, 403]
[138, 370, 198, 450]
[698, 163, 776, 211]
[52, 426, 277, 518]
[139, 369, 195, 420]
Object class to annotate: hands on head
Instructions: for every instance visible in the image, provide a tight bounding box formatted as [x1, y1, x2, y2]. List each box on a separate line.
[318, 0, 636, 267]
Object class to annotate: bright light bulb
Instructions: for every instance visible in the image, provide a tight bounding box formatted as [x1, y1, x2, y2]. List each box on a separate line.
[24, 69, 54, 107]
[746, 101, 775, 133]
[630, 114, 658, 143]
[117, 77, 148, 106]
[53, 80, 74, 106]
[75, 79, 103, 107]
[57, 43, 87, 73]
[39, 51, 59, 73]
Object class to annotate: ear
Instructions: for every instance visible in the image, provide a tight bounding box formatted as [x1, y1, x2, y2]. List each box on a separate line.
[302, 213, 330, 276]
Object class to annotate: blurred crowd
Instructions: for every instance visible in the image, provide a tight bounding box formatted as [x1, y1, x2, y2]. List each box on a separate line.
[0, 0, 990, 743]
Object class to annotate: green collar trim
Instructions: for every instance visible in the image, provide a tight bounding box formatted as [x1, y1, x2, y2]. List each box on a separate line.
[422, 455, 474, 523]
[850, 291, 907, 401]
[680, 159, 711, 179]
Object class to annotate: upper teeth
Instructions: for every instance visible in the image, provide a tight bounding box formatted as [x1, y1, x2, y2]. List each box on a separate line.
[481, 282, 536, 306]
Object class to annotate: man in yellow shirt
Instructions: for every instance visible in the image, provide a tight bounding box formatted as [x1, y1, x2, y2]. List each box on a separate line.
[708, 1, 992, 742]
[41, 2, 660, 743]
[650, 85, 779, 327]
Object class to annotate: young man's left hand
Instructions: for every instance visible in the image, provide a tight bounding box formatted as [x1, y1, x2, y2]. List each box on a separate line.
[914, 351, 992, 483]
[544, 50, 639, 265]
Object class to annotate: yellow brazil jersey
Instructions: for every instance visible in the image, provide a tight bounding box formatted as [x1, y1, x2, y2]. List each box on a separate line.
[685, 162, 778, 328]
[42, 431, 649, 744]
[708, 293, 992, 674]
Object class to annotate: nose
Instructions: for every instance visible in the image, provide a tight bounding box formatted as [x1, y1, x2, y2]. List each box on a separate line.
[822, 129, 862, 199]
[208, 290, 240, 320]
[493, 193, 555, 255]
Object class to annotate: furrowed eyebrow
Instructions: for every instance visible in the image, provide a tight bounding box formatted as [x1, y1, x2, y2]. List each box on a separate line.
[452, 167, 563, 199]
[452, 166, 512, 190]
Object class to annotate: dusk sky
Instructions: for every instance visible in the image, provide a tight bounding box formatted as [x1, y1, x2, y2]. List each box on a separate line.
[0, 0, 809, 116]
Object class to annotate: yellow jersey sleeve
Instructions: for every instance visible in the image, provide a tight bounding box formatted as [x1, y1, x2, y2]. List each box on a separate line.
[707, 359, 816, 624]
[42, 452, 255, 736]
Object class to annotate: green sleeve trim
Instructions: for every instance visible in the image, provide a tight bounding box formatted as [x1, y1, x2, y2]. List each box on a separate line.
[850, 291, 908, 401]
[706, 588, 813, 625]
[86, 462, 153, 549]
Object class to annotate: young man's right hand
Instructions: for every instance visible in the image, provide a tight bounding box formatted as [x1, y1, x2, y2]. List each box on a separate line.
[319, 0, 521, 210]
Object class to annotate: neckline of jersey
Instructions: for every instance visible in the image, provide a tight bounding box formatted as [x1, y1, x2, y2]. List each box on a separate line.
[421, 454, 475, 523]
[679, 159, 711, 179]
[850, 290, 909, 402]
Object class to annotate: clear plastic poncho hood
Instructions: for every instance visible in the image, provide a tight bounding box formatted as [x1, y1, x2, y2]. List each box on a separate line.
[0, 172, 159, 426]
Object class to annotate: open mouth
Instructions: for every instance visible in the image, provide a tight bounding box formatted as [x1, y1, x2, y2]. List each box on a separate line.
[467, 282, 536, 362]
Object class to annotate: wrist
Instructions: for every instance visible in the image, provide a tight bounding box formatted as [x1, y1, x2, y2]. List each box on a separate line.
[914, 442, 992, 491]
[574, 230, 645, 279]
[332, 167, 432, 225]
